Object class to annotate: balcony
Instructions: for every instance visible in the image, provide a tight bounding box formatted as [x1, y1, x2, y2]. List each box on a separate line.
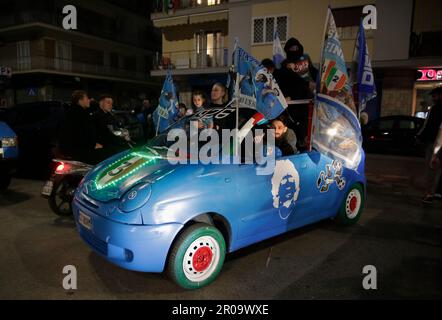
[0, 56, 151, 84]
[151, 48, 229, 76]
[153, 0, 228, 14]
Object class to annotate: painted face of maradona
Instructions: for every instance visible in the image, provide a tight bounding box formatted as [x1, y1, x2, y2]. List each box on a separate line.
[277, 174, 297, 219]
[271, 159, 300, 220]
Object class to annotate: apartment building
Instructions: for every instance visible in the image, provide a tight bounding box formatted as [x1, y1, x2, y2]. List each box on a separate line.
[0, 0, 161, 108]
[151, 0, 442, 118]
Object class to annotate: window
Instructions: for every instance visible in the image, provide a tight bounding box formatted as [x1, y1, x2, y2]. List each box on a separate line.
[377, 119, 394, 131]
[55, 40, 72, 71]
[398, 119, 416, 130]
[253, 15, 288, 44]
[194, 30, 225, 68]
[17, 41, 31, 71]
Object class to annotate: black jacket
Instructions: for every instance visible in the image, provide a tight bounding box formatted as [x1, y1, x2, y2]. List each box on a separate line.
[274, 64, 313, 100]
[418, 103, 442, 143]
[94, 108, 126, 149]
[59, 104, 97, 160]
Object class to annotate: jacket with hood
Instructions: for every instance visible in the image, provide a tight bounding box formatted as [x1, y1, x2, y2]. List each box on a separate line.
[274, 38, 318, 100]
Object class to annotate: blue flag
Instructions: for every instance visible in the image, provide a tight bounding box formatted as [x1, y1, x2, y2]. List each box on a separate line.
[350, 20, 377, 118]
[273, 31, 286, 69]
[153, 70, 179, 134]
[235, 46, 287, 120]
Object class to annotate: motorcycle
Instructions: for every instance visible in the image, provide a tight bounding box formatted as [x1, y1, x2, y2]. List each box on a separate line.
[42, 126, 134, 216]
[41, 159, 93, 216]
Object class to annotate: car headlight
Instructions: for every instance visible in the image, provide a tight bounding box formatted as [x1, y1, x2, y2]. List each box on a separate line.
[1, 137, 18, 147]
[119, 182, 152, 213]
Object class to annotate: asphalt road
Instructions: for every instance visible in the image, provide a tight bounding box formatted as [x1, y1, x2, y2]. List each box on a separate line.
[0, 173, 441, 299]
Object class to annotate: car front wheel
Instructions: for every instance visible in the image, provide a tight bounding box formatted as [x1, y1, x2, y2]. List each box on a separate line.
[167, 223, 226, 289]
[337, 184, 364, 225]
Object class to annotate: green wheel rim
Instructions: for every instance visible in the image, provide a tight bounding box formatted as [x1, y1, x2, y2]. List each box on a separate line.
[169, 224, 226, 289]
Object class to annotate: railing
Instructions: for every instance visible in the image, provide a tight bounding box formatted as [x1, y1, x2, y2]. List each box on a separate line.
[0, 12, 157, 51]
[153, 48, 229, 70]
[153, 0, 228, 13]
[0, 56, 150, 81]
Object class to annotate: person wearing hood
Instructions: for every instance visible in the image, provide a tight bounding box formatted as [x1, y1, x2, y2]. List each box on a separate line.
[274, 37, 318, 101]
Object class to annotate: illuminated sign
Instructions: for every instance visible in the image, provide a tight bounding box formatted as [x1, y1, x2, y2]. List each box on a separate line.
[417, 68, 442, 81]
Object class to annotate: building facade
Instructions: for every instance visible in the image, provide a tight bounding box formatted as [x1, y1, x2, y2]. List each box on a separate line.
[0, 0, 161, 109]
[151, 0, 442, 119]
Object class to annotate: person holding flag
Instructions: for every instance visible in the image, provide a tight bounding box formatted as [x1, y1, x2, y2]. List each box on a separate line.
[312, 7, 363, 171]
[350, 19, 377, 122]
[274, 37, 317, 101]
[234, 45, 288, 121]
[153, 70, 179, 135]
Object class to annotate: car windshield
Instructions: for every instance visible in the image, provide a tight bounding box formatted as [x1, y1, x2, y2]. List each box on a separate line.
[146, 106, 258, 157]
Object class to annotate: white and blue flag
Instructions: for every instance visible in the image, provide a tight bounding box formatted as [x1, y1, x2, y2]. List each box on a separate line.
[153, 69, 179, 134]
[272, 31, 286, 69]
[235, 46, 287, 120]
[350, 20, 377, 117]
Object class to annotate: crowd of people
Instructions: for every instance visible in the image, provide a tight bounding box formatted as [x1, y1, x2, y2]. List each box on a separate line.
[59, 91, 131, 165]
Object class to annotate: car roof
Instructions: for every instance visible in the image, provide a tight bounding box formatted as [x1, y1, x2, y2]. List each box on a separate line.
[367, 115, 424, 124]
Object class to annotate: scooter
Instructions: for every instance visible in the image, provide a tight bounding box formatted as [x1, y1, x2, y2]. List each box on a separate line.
[42, 159, 93, 216]
[42, 127, 134, 216]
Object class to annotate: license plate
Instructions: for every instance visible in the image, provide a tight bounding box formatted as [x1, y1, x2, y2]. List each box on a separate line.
[41, 180, 54, 196]
[79, 211, 92, 230]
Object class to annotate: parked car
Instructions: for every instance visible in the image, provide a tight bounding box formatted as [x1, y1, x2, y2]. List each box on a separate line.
[0, 121, 18, 190]
[0, 101, 65, 178]
[362, 116, 425, 157]
[72, 106, 366, 289]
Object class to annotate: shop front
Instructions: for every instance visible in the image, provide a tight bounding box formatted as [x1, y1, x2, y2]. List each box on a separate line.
[413, 67, 442, 118]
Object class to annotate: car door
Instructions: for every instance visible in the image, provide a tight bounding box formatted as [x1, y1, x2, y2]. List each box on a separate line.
[235, 151, 318, 243]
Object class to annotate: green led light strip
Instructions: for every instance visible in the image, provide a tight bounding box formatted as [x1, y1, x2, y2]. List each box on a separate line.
[93, 151, 161, 191]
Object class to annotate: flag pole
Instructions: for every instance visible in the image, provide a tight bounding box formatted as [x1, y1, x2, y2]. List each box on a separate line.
[233, 38, 240, 157]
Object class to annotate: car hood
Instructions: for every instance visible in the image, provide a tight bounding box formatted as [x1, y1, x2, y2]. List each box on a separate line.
[0, 121, 16, 138]
[81, 147, 177, 202]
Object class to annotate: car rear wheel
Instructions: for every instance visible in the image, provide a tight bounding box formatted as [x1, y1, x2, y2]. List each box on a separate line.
[337, 184, 364, 225]
[167, 223, 226, 290]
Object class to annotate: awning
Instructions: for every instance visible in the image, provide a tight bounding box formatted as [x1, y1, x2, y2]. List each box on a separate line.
[153, 16, 189, 28]
[189, 11, 228, 24]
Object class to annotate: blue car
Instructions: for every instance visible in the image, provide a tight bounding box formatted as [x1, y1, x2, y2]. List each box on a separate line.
[73, 106, 366, 289]
[0, 121, 18, 191]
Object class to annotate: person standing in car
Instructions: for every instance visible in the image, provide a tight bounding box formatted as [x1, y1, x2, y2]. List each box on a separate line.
[59, 90, 103, 164]
[274, 37, 318, 101]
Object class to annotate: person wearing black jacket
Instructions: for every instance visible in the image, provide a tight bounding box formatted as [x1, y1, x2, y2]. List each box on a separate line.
[417, 86, 442, 204]
[274, 37, 318, 101]
[59, 90, 103, 164]
[94, 94, 128, 156]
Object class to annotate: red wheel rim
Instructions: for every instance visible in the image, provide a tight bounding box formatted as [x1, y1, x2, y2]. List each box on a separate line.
[192, 246, 213, 272]
[349, 196, 358, 212]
